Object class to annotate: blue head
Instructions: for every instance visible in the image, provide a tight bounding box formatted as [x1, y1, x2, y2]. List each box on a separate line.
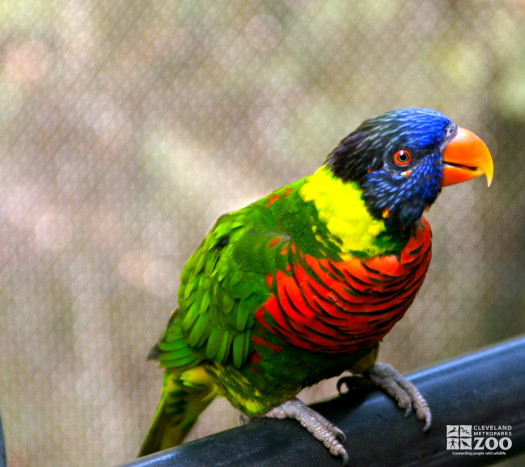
[326, 108, 458, 227]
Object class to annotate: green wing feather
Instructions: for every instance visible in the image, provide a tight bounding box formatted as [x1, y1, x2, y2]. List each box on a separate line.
[154, 188, 298, 372]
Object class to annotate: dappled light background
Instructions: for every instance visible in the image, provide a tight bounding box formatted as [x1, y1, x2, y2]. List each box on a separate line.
[2, 1, 525, 465]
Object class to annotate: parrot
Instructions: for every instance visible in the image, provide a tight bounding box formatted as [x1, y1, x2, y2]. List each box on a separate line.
[139, 108, 493, 463]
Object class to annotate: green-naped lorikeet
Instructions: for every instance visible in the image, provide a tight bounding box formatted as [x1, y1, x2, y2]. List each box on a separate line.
[139, 108, 493, 463]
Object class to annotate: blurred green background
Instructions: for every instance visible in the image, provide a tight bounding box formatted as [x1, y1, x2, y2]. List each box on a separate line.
[2, 1, 525, 465]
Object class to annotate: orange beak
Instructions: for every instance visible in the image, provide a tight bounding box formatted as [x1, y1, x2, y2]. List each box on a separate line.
[441, 127, 494, 187]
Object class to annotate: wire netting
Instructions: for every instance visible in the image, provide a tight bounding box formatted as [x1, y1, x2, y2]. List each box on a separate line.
[2, 1, 525, 465]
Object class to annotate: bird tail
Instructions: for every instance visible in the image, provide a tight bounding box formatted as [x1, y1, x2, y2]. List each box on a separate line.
[139, 365, 216, 457]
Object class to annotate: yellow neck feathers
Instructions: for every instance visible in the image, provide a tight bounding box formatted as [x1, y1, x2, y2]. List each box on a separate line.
[300, 166, 388, 257]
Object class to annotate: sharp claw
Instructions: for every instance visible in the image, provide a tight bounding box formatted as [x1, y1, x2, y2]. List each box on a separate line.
[337, 375, 372, 395]
[336, 378, 348, 395]
[423, 419, 431, 432]
[340, 449, 349, 466]
[420, 411, 432, 432]
[404, 401, 412, 418]
[366, 362, 432, 431]
[334, 425, 346, 442]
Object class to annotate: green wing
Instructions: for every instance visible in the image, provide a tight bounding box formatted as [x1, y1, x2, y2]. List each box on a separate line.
[154, 204, 293, 370]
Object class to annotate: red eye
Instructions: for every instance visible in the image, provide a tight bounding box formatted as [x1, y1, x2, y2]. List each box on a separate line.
[393, 149, 412, 166]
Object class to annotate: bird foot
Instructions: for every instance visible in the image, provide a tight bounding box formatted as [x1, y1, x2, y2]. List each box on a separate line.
[347, 362, 431, 431]
[262, 398, 348, 465]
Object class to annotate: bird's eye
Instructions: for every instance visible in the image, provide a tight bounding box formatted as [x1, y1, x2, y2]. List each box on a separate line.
[393, 149, 412, 166]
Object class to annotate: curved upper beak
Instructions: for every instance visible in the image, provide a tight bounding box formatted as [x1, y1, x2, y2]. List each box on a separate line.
[441, 127, 494, 187]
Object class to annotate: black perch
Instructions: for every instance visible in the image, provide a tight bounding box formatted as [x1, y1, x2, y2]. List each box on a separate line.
[123, 335, 525, 466]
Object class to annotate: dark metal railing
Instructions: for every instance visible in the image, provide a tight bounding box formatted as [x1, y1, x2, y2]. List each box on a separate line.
[0, 411, 5, 467]
[125, 336, 524, 465]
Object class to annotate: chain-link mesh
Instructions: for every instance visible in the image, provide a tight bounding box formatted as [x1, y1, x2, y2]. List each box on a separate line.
[2, 1, 524, 465]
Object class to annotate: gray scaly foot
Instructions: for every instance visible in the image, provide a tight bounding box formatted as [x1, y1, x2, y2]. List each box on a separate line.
[262, 398, 348, 465]
[338, 362, 431, 431]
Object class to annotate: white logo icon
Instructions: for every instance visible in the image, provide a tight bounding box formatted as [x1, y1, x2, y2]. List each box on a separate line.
[446, 425, 472, 451]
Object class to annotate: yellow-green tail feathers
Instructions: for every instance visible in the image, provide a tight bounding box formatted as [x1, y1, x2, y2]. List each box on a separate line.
[139, 366, 215, 456]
